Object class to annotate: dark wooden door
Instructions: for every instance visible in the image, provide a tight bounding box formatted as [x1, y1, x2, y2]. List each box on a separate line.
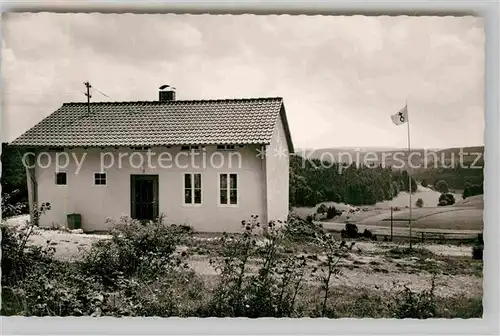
[131, 175, 159, 221]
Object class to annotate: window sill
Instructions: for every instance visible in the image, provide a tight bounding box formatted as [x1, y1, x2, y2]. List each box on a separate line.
[218, 203, 239, 208]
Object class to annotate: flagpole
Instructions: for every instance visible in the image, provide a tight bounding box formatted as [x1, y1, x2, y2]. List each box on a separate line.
[406, 99, 412, 249]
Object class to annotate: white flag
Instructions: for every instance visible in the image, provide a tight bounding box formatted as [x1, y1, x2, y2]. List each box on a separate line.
[391, 105, 408, 125]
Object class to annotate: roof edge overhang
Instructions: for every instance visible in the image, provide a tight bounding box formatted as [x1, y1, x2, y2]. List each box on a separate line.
[279, 103, 295, 154]
[8, 142, 272, 149]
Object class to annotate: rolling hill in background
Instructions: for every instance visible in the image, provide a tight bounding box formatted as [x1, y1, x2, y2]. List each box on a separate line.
[296, 146, 484, 169]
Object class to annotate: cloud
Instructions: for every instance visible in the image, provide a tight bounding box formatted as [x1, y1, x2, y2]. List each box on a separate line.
[2, 13, 484, 149]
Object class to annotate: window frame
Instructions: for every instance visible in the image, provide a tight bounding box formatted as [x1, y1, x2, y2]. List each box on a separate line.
[218, 172, 239, 207]
[130, 146, 151, 151]
[94, 172, 107, 186]
[180, 145, 204, 152]
[55, 171, 67, 186]
[48, 147, 65, 152]
[216, 145, 236, 151]
[183, 172, 203, 206]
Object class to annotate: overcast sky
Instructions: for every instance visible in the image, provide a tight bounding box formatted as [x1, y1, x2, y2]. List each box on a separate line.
[2, 13, 484, 149]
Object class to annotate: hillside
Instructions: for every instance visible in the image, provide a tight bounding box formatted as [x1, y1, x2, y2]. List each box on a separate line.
[297, 146, 484, 169]
[293, 185, 484, 234]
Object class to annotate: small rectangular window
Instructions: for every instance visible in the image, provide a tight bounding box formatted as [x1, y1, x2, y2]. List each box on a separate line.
[131, 146, 151, 151]
[184, 173, 202, 204]
[219, 173, 238, 205]
[55, 172, 67, 185]
[181, 145, 202, 151]
[216, 145, 236, 151]
[94, 173, 107, 185]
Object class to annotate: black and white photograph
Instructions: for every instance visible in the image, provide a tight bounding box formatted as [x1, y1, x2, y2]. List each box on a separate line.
[1, 12, 485, 319]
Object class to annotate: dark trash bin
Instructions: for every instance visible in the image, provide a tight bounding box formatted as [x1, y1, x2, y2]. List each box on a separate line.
[67, 213, 82, 230]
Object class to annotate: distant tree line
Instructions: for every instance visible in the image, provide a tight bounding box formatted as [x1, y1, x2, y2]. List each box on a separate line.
[1, 143, 28, 217]
[289, 155, 417, 207]
[414, 166, 483, 191]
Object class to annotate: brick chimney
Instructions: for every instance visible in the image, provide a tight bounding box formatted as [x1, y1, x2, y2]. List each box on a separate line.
[159, 85, 176, 101]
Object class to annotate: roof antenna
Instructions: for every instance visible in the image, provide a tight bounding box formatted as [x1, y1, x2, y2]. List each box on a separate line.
[84, 81, 92, 114]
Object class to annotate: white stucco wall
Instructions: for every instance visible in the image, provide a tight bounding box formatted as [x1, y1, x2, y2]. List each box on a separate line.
[265, 114, 290, 224]
[33, 145, 266, 232]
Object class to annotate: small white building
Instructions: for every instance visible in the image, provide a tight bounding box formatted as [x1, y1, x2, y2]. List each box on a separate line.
[10, 86, 294, 232]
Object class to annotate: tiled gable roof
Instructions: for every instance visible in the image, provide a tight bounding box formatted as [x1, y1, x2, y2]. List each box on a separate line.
[10, 97, 293, 151]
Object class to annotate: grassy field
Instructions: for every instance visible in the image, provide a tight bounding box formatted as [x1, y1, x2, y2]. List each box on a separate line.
[292, 188, 483, 235]
[358, 208, 483, 231]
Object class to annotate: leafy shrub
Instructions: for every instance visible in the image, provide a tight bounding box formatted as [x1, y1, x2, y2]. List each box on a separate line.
[342, 222, 358, 239]
[311, 232, 349, 316]
[204, 215, 261, 317]
[340, 229, 347, 238]
[4, 264, 105, 316]
[326, 206, 342, 219]
[390, 277, 437, 319]
[463, 182, 483, 199]
[1, 143, 29, 212]
[1, 190, 28, 219]
[434, 180, 449, 193]
[316, 204, 328, 215]
[243, 247, 308, 317]
[1, 202, 52, 286]
[79, 215, 191, 287]
[204, 215, 346, 318]
[438, 193, 455, 206]
[2, 208, 195, 317]
[415, 198, 424, 208]
[283, 215, 323, 244]
[362, 229, 373, 240]
[472, 245, 483, 260]
[102, 269, 207, 317]
[0, 202, 93, 316]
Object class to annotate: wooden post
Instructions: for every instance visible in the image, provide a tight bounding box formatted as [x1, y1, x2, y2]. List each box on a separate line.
[390, 206, 393, 241]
